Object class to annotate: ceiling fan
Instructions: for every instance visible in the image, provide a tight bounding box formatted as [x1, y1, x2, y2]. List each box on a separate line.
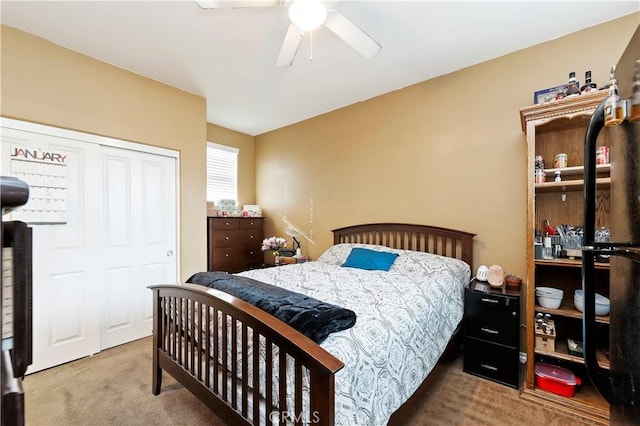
[196, 0, 382, 67]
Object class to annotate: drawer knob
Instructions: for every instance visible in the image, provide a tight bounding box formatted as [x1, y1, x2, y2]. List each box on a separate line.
[249, 251, 254, 255]
[225, 253, 229, 257]
[225, 222, 230, 226]
[225, 236, 229, 240]
[481, 297, 499, 304]
[480, 327, 499, 335]
[250, 235, 254, 239]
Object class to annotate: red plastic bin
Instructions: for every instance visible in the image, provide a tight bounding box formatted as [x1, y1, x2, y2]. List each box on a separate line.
[535, 362, 581, 397]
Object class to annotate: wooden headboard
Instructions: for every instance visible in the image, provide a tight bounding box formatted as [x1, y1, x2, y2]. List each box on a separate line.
[332, 223, 475, 267]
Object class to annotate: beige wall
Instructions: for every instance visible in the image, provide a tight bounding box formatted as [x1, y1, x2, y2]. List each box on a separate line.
[0, 25, 208, 281]
[255, 14, 640, 277]
[2, 14, 638, 281]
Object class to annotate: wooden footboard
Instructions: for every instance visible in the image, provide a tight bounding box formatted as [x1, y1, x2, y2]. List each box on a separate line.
[150, 283, 344, 426]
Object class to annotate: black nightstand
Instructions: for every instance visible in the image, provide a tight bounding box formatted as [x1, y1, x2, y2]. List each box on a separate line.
[463, 279, 520, 388]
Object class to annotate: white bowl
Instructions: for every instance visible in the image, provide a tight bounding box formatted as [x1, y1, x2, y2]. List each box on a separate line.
[574, 290, 610, 316]
[536, 286, 563, 297]
[536, 286, 563, 309]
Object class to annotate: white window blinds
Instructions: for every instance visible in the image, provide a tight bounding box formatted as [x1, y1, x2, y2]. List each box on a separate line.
[207, 142, 239, 203]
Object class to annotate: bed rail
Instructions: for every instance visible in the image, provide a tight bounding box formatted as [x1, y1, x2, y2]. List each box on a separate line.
[150, 283, 344, 426]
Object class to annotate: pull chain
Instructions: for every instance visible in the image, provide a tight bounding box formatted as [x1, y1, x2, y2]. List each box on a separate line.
[309, 31, 314, 62]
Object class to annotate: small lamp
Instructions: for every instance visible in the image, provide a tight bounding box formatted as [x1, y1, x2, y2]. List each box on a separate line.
[284, 227, 302, 257]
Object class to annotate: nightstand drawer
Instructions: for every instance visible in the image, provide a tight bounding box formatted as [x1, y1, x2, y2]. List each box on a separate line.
[465, 289, 518, 310]
[463, 337, 519, 388]
[465, 290, 519, 347]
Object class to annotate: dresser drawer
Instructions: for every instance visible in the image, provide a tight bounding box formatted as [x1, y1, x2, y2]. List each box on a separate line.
[463, 337, 519, 388]
[211, 229, 262, 248]
[465, 290, 519, 347]
[209, 218, 240, 230]
[212, 259, 262, 274]
[238, 219, 263, 230]
[211, 246, 262, 266]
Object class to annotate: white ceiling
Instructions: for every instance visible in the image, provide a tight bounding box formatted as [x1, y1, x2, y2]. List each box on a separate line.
[1, 1, 638, 136]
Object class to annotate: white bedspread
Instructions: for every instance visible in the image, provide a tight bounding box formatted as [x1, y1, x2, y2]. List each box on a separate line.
[237, 245, 470, 426]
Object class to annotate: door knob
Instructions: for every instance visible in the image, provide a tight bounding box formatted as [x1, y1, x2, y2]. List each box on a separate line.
[166, 250, 174, 257]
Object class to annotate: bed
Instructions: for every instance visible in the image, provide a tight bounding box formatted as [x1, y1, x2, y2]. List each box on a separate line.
[150, 223, 475, 425]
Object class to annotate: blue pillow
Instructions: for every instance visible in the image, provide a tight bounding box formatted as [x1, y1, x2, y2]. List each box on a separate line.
[341, 248, 399, 271]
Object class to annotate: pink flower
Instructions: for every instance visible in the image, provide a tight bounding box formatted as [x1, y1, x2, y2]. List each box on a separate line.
[261, 236, 288, 254]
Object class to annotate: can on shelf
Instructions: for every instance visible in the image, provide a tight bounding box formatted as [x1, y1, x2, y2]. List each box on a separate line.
[596, 146, 610, 165]
[535, 169, 546, 183]
[553, 153, 568, 168]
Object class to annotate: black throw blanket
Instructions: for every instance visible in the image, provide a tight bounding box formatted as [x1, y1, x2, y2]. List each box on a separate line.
[187, 271, 357, 344]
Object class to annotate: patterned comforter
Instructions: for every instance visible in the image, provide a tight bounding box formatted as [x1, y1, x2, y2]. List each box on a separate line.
[237, 243, 471, 426]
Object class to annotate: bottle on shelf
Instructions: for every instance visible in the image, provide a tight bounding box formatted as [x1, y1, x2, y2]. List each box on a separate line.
[534, 154, 545, 183]
[543, 235, 553, 259]
[580, 70, 598, 94]
[604, 66, 625, 126]
[629, 60, 640, 122]
[565, 72, 580, 97]
[542, 219, 555, 259]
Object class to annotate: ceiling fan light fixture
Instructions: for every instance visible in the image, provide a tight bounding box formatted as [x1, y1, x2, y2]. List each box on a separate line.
[288, 0, 326, 32]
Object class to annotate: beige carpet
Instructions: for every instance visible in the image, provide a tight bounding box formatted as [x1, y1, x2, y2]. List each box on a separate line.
[24, 337, 600, 425]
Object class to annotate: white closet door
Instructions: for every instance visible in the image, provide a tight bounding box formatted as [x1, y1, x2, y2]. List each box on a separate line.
[99, 146, 177, 349]
[2, 119, 179, 373]
[1, 129, 102, 373]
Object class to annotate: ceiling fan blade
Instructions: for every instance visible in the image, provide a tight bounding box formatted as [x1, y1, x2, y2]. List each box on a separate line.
[196, 0, 283, 9]
[276, 23, 303, 67]
[324, 9, 381, 59]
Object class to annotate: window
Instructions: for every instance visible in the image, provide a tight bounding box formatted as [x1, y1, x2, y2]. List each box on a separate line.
[207, 142, 238, 203]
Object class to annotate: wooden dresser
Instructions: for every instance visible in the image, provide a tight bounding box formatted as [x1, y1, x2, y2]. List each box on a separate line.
[207, 217, 264, 273]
